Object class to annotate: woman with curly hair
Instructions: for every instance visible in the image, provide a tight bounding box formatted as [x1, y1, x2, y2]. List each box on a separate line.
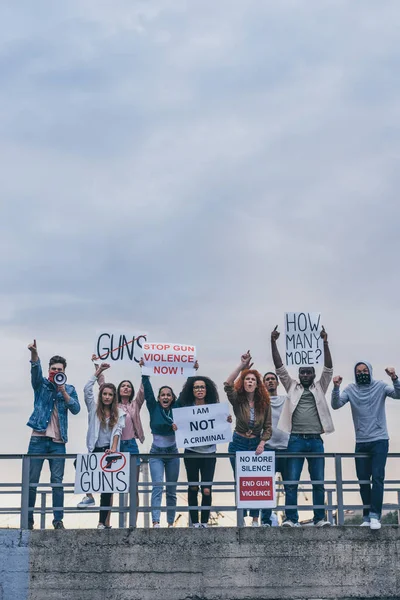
[175, 375, 221, 528]
[224, 351, 272, 526]
[82, 362, 126, 529]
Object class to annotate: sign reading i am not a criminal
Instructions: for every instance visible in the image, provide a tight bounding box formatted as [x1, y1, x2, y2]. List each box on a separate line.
[94, 331, 147, 363]
[236, 451, 276, 508]
[141, 343, 197, 377]
[172, 403, 232, 449]
[74, 452, 130, 494]
[285, 312, 323, 366]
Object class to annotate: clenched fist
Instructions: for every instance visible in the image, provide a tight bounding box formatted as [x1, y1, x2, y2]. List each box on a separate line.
[385, 367, 398, 380]
[333, 376, 343, 387]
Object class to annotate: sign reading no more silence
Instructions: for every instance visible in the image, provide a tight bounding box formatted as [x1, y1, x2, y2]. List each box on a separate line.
[236, 451, 276, 509]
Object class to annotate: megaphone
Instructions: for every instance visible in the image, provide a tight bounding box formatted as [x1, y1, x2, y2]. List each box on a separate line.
[54, 372, 67, 386]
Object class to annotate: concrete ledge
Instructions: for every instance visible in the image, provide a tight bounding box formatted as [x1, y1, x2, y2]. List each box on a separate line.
[2, 527, 400, 600]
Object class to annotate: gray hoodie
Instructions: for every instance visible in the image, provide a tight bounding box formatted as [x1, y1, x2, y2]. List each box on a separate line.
[331, 361, 400, 443]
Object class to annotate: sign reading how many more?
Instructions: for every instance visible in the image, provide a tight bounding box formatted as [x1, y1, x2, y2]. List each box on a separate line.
[284, 312, 324, 367]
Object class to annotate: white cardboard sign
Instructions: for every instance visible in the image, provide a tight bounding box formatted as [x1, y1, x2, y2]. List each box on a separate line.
[141, 342, 196, 377]
[236, 451, 276, 509]
[284, 312, 323, 366]
[172, 403, 232, 448]
[94, 332, 147, 363]
[74, 452, 130, 494]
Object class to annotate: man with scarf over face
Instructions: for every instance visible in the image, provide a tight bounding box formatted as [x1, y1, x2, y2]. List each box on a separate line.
[332, 362, 400, 530]
[271, 326, 334, 527]
[26, 340, 80, 529]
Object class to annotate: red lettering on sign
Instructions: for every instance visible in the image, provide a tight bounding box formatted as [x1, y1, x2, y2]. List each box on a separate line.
[239, 477, 273, 501]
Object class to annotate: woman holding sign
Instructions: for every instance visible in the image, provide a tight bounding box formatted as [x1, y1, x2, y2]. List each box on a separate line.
[83, 363, 126, 529]
[175, 376, 222, 528]
[139, 360, 180, 528]
[224, 351, 272, 526]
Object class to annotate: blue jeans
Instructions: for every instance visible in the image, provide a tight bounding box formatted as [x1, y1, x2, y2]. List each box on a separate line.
[120, 438, 141, 466]
[355, 439, 388, 520]
[28, 436, 66, 525]
[285, 434, 325, 524]
[229, 432, 261, 519]
[260, 451, 287, 525]
[149, 444, 180, 525]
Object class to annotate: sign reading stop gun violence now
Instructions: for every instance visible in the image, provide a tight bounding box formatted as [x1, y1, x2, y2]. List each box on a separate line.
[236, 451, 276, 509]
[94, 332, 147, 363]
[172, 404, 232, 449]
[141, 343, 197, 376]
[74, 452, 130, 494]
[285, 312, 323, 366]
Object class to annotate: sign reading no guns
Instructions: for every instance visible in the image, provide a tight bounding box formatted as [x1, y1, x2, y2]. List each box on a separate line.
[141, 343, 196, 377]
[172, 404, 232, 449]
[285, 312, 323, 366]
[94, 331, 147, 363]
[74, 452, 130, 494]
[236, 451, 276, 509]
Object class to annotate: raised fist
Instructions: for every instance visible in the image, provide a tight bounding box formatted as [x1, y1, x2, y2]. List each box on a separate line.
[333, 376, 343, 387]
[385, 367, 397, 380]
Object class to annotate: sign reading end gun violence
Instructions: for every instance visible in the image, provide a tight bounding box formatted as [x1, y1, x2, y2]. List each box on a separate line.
[173, 403, 232, 449]
[285, 312, 323, 366]
[141, 343, 196, 377]
[94, 331, 147, 363]
[236, 451, 276, 509]
[74, 452, 130, 494]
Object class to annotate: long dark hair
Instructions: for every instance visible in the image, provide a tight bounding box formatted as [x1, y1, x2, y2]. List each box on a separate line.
[157, 386, 177, 403]
[97, 383, 119, 428]
[117, 380, 135, 404]
[178, 376, 219, 406]
[235, 369, 270, 418]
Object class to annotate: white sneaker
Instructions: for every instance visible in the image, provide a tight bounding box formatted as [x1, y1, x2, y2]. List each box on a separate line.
[200, 523, 208, 528]
[261, 523, 271, 528]
[77, 495, 95, 509]
[315, 520, 332, 527]
[370, 518, 381, 530]
[192, 523, 201, 528]
[97, 523, 106, 530]
[251, 521, 260, 527]
[281, 520, 301, 528]
[360, 521, 370, 527]
[152, 523, 160, 528]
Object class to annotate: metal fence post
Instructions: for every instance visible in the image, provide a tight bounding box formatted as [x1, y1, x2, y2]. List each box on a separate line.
[20, 456, 30, 530]
[335, 455, 345, 526]
[327, 490, 333, 525]
[397, 491, 400, 527]
[129, 454, 138, 528]
[142, 458, 150, 529]
[119, 493, 126, 529]
[40, 492, 46, 529]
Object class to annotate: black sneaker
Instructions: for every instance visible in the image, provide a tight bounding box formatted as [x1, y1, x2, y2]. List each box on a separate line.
[52, 520, 65, 530]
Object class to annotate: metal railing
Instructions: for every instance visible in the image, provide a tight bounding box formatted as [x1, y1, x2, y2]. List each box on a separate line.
[0, 452, 399, 529]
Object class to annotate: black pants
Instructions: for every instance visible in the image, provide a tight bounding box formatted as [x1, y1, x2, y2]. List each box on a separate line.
[94, 446, 113, 525]
[184, 450, 216, 524]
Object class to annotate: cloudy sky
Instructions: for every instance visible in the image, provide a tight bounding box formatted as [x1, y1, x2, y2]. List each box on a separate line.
[1, 0, 400, 524]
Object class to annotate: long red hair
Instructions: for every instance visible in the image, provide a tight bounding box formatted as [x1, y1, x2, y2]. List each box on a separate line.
[234, 369, 270, 417]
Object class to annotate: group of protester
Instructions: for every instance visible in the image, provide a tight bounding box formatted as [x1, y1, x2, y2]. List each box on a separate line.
[26, 328, 400, 531]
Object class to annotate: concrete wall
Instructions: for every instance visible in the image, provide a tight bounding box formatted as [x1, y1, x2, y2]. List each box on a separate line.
[2, 527, 400, 600]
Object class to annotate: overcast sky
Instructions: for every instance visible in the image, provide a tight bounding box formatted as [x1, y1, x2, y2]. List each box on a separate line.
[1, 1, 400, 524]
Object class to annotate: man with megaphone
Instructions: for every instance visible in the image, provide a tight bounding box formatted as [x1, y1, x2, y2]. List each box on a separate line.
[26, 339, 80, 530]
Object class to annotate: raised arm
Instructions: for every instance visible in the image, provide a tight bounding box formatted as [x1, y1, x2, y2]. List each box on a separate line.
[84, 363, 110, 411]
[28, 340, 45, 390]
[92, 354, 106, 387]
[141, 375, 157, 412]
[134, 383, 145, 409]
[320, 326, 333, 369]
[225, 351, 253, 386]
[331, 376, 350, 409]
[271, 327, 283, 369]
[384, 367, 400, 399]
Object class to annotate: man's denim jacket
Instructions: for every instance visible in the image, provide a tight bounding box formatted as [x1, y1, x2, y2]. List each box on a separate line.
[26, 360, 80, 443]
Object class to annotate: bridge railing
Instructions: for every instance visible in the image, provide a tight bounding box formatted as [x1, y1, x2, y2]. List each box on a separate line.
[0, 452, 399, 528]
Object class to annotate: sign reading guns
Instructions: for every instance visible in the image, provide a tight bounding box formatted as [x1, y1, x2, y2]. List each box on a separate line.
[74, 452, 130, 494]
[285, 312, 323, 366]
[94, 332, 147, 362]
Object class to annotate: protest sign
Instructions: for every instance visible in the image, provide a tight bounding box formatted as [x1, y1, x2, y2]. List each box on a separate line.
[172, 403, 232, 448]
[284, 312, 323, 366]
[236, 451, 276, 509]
[141, 342, 196, 377]
[74, 452, 130, 494]
[94, 332, 147, 363]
